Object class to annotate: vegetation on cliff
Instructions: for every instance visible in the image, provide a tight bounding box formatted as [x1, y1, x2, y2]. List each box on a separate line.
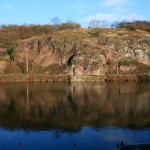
[0, 20, 150, 76]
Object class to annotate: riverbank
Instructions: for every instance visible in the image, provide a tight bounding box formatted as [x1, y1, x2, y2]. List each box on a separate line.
[0, 74, 150, 82]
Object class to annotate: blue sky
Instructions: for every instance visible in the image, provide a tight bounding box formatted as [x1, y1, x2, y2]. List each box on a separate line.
[0, 0, 149, 27]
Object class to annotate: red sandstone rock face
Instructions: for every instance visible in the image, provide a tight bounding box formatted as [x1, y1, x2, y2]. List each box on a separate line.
[0, 30, 150, 74]
[68, 50, 107, 75]
[120, 65, 137, 72]
[0, 61, 7, 73]
[0, 48, 9, 73]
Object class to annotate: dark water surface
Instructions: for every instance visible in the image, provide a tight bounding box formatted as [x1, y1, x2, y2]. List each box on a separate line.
[0, 82, 150, 150]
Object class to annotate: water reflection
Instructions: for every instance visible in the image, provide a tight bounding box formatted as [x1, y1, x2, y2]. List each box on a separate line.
[0, 82, 150, 131]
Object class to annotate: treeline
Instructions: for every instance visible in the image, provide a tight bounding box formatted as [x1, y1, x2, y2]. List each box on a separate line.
[0, 25, 53, 48]
[0, 19, 150, 49]
[89, 19, 150, 32]
[0, 21, 81, 48]
[114, 20, 150, 31]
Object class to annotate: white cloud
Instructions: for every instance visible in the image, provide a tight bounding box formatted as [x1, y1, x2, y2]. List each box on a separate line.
[80, 13, 118, 22]
[100, 0, 128, 7]
[114, 7, 128, 13]
[80, 12, 146, 24]
[120, 13, 146, 21]
[100, 0, 129, 14]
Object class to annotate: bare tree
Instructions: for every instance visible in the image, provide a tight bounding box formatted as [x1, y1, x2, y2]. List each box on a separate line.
[51, 17, 61, 25]
[110, 21, 119, 28]
[101, 20, 109, 28]
[89, 19, 108, 28]
[51, 17, 61, 31]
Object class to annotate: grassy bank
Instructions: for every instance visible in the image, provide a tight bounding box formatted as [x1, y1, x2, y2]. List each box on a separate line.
[0, 74, 150, 82]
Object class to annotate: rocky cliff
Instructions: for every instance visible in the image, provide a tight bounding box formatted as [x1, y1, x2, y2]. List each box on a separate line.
[0, 28, 150, 75]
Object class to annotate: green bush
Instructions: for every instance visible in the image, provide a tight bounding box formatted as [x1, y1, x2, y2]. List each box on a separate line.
[119, 60, 138, 66]
[7, 48, 15, 62]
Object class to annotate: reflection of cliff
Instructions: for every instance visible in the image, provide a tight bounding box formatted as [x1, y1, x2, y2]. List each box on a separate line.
[0, 83, 150, 130]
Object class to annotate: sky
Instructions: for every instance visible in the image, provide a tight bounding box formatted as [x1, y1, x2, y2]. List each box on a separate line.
[0, 0, 150, 27]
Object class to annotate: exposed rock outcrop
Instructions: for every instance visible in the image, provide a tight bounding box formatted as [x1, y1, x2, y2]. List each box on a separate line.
[0, 29, 150, 75]
[68, 49, 107, 75]
[0, 61, 7, 74]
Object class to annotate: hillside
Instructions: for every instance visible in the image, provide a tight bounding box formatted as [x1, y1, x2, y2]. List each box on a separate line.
[0, 28, 150, 76]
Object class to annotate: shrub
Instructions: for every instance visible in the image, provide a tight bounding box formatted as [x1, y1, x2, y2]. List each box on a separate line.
[7, 48, 15, 62]
[119, 60, 138, 66]
[60, 22, 81, 30]
[0, 25, 54, 48]
[117, 20, 150, 32]
[88, 28, 103, 37]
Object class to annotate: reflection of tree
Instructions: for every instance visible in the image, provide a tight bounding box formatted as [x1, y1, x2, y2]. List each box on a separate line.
[26, 84, 30, 111]
[0, 83, 150, 131]
[8, 98, 16, 113]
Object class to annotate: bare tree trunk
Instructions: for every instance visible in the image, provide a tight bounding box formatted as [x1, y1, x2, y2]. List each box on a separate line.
[116, 52, 119, 75]
[116, 61, 119, 75]
[115, 39, 120, 75]
[26, 51, 28, 77]
[26, 84, 30, 111]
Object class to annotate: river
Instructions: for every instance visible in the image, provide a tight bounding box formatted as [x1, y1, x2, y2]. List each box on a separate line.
[0, 82, 150, 150]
